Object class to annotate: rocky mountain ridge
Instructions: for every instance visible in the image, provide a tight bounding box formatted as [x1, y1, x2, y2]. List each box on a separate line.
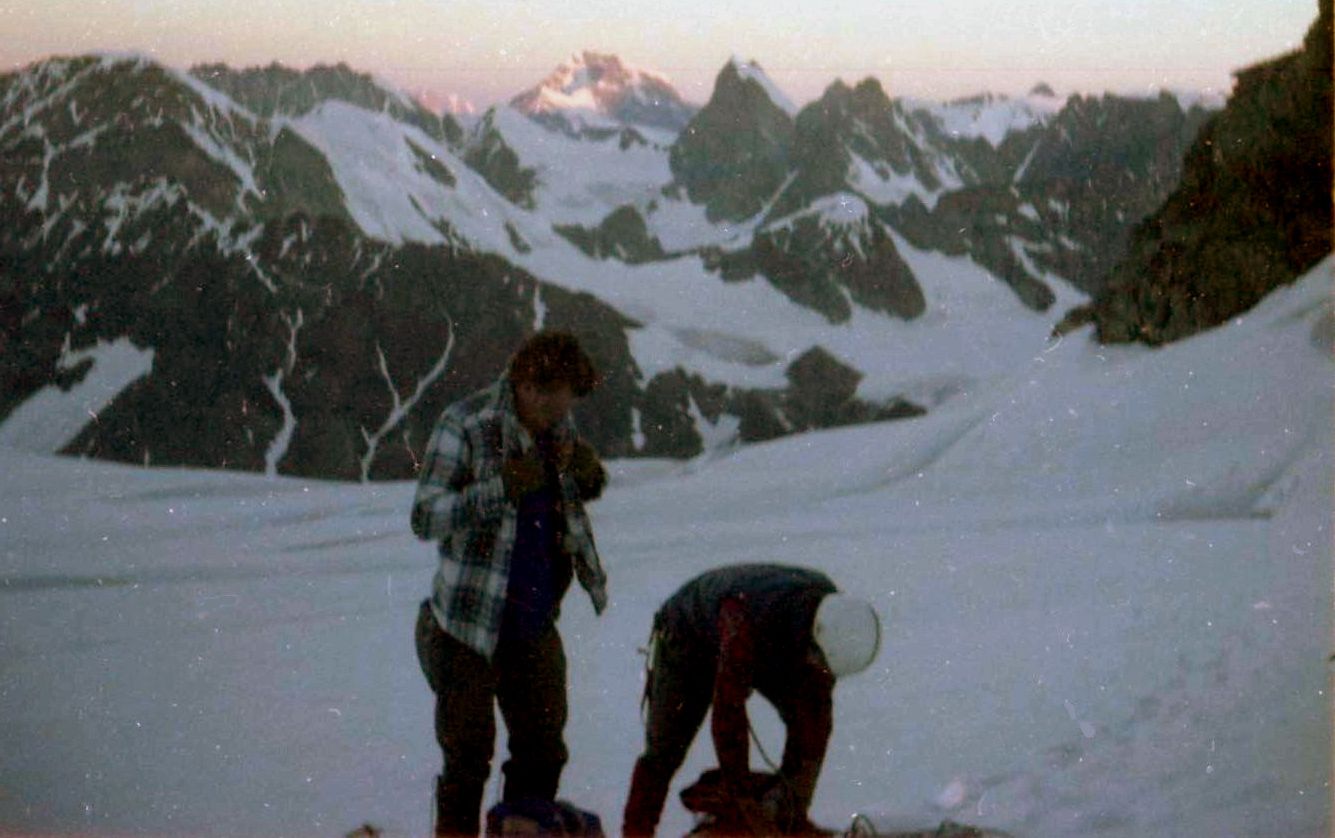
[1075, 0, 1332, 344]
[0, 54, 920, 474]
[2, 38, 1298, 482]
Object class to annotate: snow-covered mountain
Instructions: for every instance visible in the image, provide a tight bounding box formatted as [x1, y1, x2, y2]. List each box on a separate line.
[904, 86, 1063, 148]
[3, 31, 1303, 482]
[414, 89, 478, 118]
[510, 50, 696, 137]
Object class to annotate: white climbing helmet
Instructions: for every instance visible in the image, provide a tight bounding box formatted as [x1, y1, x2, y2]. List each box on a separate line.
[813, 594, 881, 677]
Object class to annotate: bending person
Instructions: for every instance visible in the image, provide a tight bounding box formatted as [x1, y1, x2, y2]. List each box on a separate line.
[623, 563, 881, 836]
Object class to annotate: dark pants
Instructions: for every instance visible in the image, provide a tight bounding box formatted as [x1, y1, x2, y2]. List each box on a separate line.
[415, 600, 569, 837]
[623, 629, 716, 837]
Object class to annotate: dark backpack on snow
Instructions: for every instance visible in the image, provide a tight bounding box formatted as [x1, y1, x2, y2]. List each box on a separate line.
[484, 798, 604, 837]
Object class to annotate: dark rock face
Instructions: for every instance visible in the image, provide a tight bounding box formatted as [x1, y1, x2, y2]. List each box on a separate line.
[554, 205, 668, 263]
[631, 349, 924, 456]
[0, 56, 355, 230]
[463, 111, 539, 209]
[669, 61, 796, 223]
[258, 126, 355, 223]
[706, 205, 925, 324]
[780, 346, 925, 435]
[0, 194, 648, 477]
[769, 78, 947, 222]
[635, 369, 722, 458]
[1082, 0, 1332, 345]
[1013, 93, 1218, 296]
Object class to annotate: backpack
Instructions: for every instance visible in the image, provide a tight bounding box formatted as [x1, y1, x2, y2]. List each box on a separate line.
[484, 798, 604, 838]
[680, 769, 821, 836]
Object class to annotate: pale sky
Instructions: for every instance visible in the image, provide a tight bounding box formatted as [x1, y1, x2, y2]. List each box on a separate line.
[0, 0, 1319, 110]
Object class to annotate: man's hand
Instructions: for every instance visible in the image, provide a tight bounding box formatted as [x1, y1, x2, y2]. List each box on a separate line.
[569, 437, 607, 501]
[550, 438, 575, 471]
[502, 452, 545, 503]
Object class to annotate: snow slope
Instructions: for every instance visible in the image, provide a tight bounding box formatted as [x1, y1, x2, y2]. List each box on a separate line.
[474, 105, 674, 227]
[0, 337, 154, 454]
[283, 94, 1082, 408]
[1, 259, 1328, 836]
[286, 101, 547, 249]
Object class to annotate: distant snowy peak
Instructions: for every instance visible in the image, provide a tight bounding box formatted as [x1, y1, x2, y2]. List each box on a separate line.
[905, 88, 1064, 147]
[414, 89, 478, 117]
[510, 50, 696, 133]
[529, 50, 672, 100]
[727, 55, 799, 117]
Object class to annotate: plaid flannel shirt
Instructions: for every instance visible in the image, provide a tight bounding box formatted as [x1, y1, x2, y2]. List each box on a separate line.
[411, 377, 608, 660]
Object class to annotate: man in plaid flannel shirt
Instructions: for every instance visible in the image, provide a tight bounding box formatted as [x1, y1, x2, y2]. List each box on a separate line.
[411, 331, 609, 837]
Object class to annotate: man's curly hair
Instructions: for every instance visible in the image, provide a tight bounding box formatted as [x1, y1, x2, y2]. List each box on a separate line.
[508, 330, 601, 397]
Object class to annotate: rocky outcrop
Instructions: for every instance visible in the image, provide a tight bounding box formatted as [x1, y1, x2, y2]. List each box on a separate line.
[463, 110, 539, 209]
[1077, 0, 1332, 344]
[706, 197, 925, 323]
[669, 60, 796, 223]
[554, 205, 667, 263]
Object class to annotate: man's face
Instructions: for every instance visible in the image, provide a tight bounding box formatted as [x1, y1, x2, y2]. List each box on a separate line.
[515, 380, 576, 433]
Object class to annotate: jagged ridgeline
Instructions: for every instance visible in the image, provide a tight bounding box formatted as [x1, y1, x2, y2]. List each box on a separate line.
[0, 56, 912, 477]
[679, 58, 1214, 324]
[191, 61, 464, 146]
[1073, 0, 1333, 344]
[2, 31, 1313, 480]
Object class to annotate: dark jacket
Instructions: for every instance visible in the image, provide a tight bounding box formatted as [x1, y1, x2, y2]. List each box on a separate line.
[656, 564, 837, 808]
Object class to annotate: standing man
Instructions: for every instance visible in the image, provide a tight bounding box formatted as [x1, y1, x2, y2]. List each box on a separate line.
[412, 331, 610, 837]
[623, 564, 881, 836]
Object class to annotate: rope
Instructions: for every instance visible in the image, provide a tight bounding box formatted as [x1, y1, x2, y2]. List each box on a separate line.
[747, 720, 781, 773]
[638, 627, 660, 725]
[745, 720, 807, 834]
